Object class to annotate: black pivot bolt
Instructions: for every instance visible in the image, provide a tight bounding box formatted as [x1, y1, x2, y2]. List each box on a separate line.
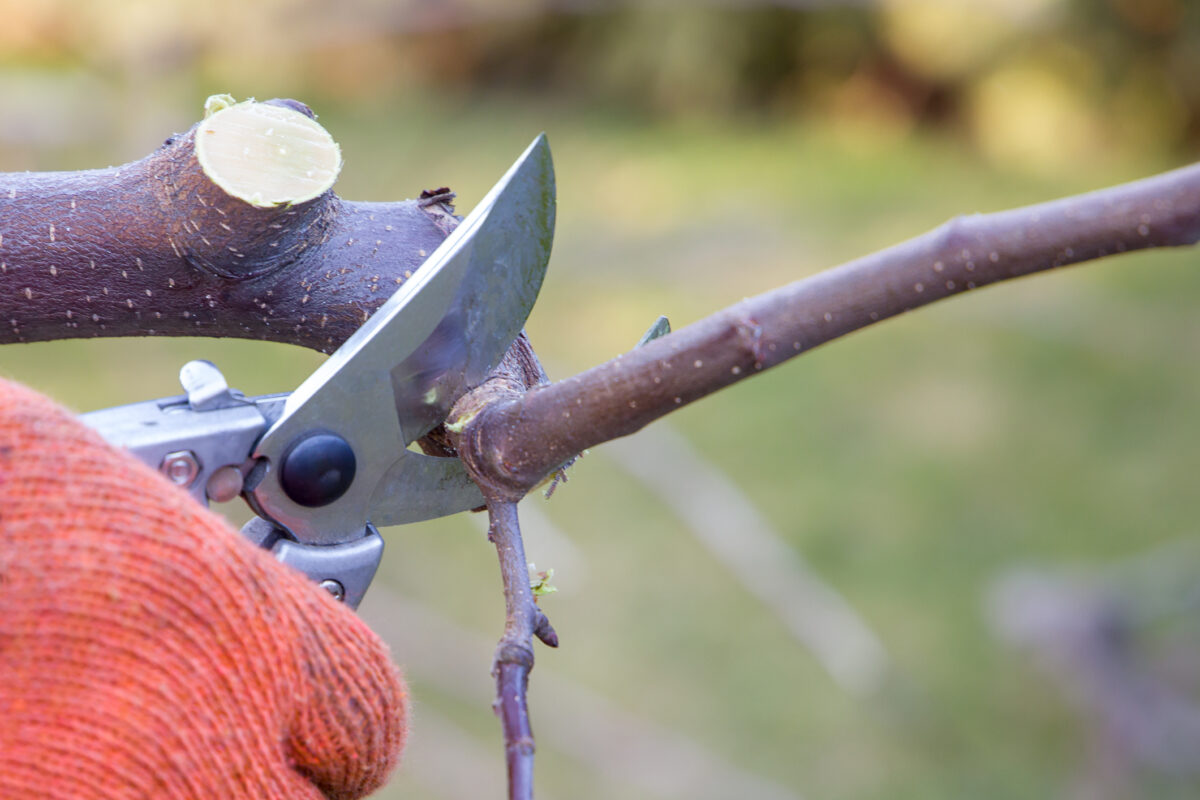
[280, 432, 357, 507]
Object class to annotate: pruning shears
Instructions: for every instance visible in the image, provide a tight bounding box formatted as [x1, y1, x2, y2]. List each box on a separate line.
[81, 136, 555, 608]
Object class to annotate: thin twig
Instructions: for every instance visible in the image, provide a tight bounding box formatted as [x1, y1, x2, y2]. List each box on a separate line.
[359, 586, 802, 800]
[486, 499, 556, 800]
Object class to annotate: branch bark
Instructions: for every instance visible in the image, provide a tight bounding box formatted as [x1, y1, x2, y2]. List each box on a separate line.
[448, 161, 1200, 498]
[0, 97, 457, 353]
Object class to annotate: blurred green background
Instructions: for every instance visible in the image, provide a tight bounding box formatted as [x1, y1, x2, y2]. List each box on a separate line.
[2, 1, 1199, 797]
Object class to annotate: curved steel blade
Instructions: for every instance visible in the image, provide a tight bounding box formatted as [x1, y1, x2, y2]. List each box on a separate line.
[251, 135, 554, 544]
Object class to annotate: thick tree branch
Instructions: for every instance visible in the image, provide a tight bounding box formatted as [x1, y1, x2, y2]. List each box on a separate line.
[0, 98, 456, 353]
[449, 161, 1200, 498]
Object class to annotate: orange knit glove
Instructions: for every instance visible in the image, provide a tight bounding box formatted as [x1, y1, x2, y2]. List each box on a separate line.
[0, 379, 407, 799]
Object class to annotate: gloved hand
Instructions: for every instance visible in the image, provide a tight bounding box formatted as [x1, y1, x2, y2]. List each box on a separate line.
[0, 379, 407, 799]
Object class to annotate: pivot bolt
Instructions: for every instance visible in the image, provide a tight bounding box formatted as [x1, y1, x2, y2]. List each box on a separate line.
[280, 432, 357, 507]
[161, 450, 200, 487]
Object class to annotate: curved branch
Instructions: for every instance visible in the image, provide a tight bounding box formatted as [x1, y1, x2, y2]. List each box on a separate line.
[0, 98, 456, 353]
[449, 161, 1200, 497]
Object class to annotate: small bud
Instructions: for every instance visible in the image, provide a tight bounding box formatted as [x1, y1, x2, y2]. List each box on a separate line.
[528, 564, 558, 597]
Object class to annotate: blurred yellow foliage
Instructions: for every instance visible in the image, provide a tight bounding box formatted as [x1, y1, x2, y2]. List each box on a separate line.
[0, 0, 1194, 176]
[967, 48, 1106, 173]
[881, 0, 1024, 81]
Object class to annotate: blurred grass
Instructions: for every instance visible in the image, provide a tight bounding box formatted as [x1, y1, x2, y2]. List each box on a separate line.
[3, 95, 1199, 798]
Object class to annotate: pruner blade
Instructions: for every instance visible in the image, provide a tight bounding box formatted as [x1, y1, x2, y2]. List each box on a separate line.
[250, 135, 555, 544]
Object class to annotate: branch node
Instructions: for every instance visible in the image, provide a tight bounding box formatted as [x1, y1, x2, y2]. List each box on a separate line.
[494, 641, 536, 671]
[507, 737, 536, 756]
